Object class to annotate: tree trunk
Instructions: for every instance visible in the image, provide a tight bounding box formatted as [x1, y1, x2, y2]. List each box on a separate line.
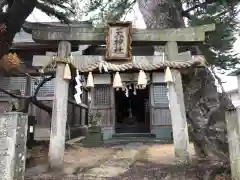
[137, 0, 230, 160]
[0, 0, 37, 59]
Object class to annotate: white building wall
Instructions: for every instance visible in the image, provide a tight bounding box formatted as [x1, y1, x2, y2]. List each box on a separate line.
[227, 89, 240, 107]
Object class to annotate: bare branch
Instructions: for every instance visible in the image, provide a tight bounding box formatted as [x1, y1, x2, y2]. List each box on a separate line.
[0, 88, 28, 99]
[0, 0, 7, 11]
[181, 0, 215, 18]
[0, 74, 55, 114]
[33, 74, 55, 97]
[29, 96, 52, 114]
[0, 0, 37, 59]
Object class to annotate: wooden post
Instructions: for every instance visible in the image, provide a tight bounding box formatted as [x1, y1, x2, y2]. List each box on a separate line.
[225, 108, 240, 179]
[48, 41, 71, 170]
[165, 41, 191, 163]
[81, 108, 86, 125]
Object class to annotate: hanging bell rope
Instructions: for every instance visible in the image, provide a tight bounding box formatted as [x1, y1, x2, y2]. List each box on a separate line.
[164, 67, 173, 83]
[86, 72, 94, 88]
[113, 72, 123, 89]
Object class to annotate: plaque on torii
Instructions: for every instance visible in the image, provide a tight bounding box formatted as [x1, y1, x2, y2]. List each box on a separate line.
[105, 22, 132, 61]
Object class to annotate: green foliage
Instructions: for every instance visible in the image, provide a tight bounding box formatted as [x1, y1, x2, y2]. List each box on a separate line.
[35, 0, 76, 23]
[185, 0, 240, 70]
[1, 0, 76, 22]
[72, 0, 135, 25]
[7, 0, 235, 70]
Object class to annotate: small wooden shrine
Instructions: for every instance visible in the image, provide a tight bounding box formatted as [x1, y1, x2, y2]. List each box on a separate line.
[25, 21, 215, 168]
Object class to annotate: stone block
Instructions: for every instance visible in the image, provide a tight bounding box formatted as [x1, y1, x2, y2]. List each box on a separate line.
[88, 125, 101, 133]
[83, 126, 103, 147]
[0, 112, 28, 180]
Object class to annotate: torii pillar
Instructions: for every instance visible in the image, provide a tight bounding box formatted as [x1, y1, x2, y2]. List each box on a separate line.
[166, 41, 191, 164]
[48, 41, 71, 170]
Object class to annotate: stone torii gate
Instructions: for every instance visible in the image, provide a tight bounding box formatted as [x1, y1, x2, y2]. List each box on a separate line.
[28, 22, 215, 169]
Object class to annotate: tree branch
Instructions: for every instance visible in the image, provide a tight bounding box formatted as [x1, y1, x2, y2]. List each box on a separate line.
[181, 0, 215, 18]
[0, 0, 37, 59]
[35, 1, 70, 23]
[0, 74, 54, 115]
[29, 96, 52, 115]
[30, 74, 56, 114]
[33, 74, 55, 97]
[0, 88, 27, 99]
[0, 1, 7, 11]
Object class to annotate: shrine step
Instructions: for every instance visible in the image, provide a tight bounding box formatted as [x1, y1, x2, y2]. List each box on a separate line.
[112, 133, 156, 138]
[105, 136, 172, 145]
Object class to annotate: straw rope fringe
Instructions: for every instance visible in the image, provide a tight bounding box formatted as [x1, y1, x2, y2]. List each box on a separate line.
[76, 59, 202, 72]
[42, 55, 204, 73]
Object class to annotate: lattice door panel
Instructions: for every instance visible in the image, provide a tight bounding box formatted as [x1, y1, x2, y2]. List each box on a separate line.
[92, 85, 113, 127]
[151, 83, 171, 126]
[94, 85, 111, 106]
[153, 84, 168, 107]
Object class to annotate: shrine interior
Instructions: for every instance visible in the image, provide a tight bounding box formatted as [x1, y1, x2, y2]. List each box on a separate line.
[115, 85, 150, 133]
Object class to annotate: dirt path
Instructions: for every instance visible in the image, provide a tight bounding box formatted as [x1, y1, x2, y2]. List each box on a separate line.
[79, 143, 145, 179]
[26, 143, 212, 180]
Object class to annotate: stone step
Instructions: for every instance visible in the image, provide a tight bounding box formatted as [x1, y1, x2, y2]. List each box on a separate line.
[104, 138, 172, 145]
[112, 133, 156, 138]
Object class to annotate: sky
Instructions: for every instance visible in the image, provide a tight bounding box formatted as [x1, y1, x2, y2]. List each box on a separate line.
[26, 4, 240, 92]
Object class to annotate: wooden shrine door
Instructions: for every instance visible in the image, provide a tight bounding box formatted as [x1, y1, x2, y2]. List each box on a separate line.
[90, 84, 115, 139]
[150, 73, 172, 139]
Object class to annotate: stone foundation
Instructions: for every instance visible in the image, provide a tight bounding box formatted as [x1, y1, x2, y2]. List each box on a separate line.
[151, 126, 173, 140]
[102, 127, 115, 140]
[0, 112, 28, 180]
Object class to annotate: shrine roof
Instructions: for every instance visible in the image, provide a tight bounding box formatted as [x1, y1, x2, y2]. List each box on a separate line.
[13, 29, 33, 43]
[11, 29, 56, 51]
[11, 29, 76, 51]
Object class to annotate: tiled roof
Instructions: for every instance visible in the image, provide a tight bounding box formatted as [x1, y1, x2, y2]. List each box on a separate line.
[13, 29, 33, 43]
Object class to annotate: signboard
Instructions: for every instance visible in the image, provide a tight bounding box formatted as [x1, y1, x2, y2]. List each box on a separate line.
[106, 21, 132, 61]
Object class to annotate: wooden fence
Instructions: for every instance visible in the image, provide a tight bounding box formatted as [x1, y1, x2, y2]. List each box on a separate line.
[0, 75, 89, 140]
[0, 97, 88, 140]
